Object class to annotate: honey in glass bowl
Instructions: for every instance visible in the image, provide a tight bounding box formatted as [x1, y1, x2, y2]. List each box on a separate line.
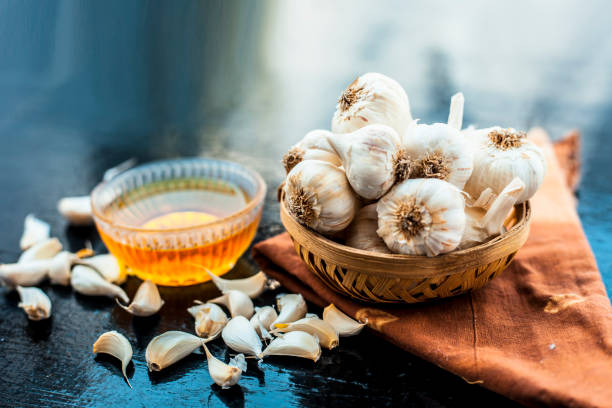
[91, 158, 266, 286]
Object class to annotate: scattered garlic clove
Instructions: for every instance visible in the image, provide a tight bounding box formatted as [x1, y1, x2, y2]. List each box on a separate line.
[209, 290, 254, 319]
[273, 316, 339, 350]
[187, 302, 228, 341]
[249, 306, 278, 338]
[0, 261, 50, 288]
[92, 331, 133, 388]
[282, 129, 342, 174]
[447, 92, 464, 131]
[16, 286, 51, 320]
[117, 279, 164, 317]
[18, 237, 62, 263]
[262, 331, 321, 362]
[71, 264, 129, 303]
[145, 331, 204, 372]
[221, 316, 263, 358]
[48, 251, 79, 286]
[272, 293, 307, 326]
[57, 196, 93, 226]
[323, 304, 366, 337]
[205, 269, 268, 299]
[80, 254, 125, 284]
[20, 214, 50, 250]
[203, 344, 245, 389]
[345, 204, 391, 254]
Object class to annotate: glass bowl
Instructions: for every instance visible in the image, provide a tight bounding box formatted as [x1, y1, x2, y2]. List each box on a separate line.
[91, 158, 266, 286]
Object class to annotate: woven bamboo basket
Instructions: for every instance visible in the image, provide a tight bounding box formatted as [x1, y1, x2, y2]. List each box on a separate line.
[280, 197, 531, 304]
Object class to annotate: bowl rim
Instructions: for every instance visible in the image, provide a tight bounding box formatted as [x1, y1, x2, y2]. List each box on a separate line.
[90, 157, 267, 233]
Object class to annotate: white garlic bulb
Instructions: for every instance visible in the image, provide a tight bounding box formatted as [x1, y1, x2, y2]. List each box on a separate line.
[377, 179, 466, 256]
[284, 160, 359, 234]
[345, 204, 391, 254]
[464, 127, 545, 203]
[332, 72, 412, 136]
[282, 129, 341, 174]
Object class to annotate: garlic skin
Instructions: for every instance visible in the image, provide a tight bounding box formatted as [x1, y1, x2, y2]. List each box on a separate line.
[57, 196, 93, 226]
[332, 72, 412, 136]
[323, 304, 366, 337]
[464, 127, 545, 203]
[345, 204, 391, 254]
[205, 269, 268, 299]
[187, 302, 228, 341]
[221, 316, 263, 358]
[209, 290, 254, 319]
[282, 129, 341, 174]
[80, 254, 125, 284]
[250, 306, 278, 338]
[20, 214, 50, 250]
[262, 331, 322, 362]
[284, 160, 359, 234]
[273, 316, 339, 350]
[18, 237, 62, 263]
[377, 179, 466, 256]
[93, 331, 133, 388]
[71, 264, 129, 303]
[16, 286, 51, 320]
[327, 124, 403, 200]
[145, 331, 204, 372]
[203, 344, 245, 389]
[272, 294, 307, 326]
[117, 279, 164, 317]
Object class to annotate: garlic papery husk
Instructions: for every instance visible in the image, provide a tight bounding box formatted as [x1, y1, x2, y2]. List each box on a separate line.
[323, 304, 366, 337]
[187, 302, 228, 341]
[145, 331, 204, 372]
[327, 124, 404, 200]
[272, 294, 307, 326]
[345, 204, 391, 254]
[80, 254, 125, 284]
[47, 251, 79, 286]
[221, 316, 263, 358]
[376, 178, 466, 256]
[459, 177, 525, 250]
[71, 264, 129, 303]
[205, 269, 268, 299]
[262, 331, 322, 362]
[272, 316, 339, 350]
[16, 286, 51, 320]
[18, 237, 62, 263]
[464, 127, 546, 203]
[332, 72, 412, 136]
[117, 279, 164, 317]
[57, 195, 93, 226]
[282, 129, 341, 174]
[402, 123, 473, 190]
[209, 290, 254, 319]
[20, 214, 50, 250]
[447, 92, 464, 131]
[203, 344, 245, 389]
[249, 306, 278, 339]
[92, 331, 133, 388]
[284, 160, 359, 234]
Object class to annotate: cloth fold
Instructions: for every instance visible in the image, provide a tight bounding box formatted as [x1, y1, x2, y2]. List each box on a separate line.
[253, 128, 612, 408]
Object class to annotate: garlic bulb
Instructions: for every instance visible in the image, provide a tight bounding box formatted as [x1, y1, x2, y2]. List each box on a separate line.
[20, 214, 50, 250]
[203, 344, 245, 389]
[273, 316, 339, 350]
[323, 304, 366, 337]
[117, 279, 164, 317]
[332, 72, 412, 136]
[93, 331, 133, 387]
[464, 127, 546, 203]
[80, 254, 125, 284]
[71, 264, 129, 303]
[377, 179, 466, 256]
[57, 196, 93, 226]
[205, 269, 268, 299]
[284, 160, 359, 234]
[221, 316, 263, 358]
[249, 306, 278, 339]
[209, 290, 254, 319]
[145, 331, 204, 371]
[16, 286, 51, 320]
[272, 294, 307, 326]
[187, 302, 228, 341]
[282, 129, 341, 174]
[345, 204, 391, 254]
[262, 331, 321, 362]
[18, 237, 62, 263]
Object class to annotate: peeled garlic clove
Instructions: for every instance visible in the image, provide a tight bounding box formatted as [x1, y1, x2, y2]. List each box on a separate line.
[282, 129, 342, 174]
[145, 331, 203, 372]
[273, 316, 339, 350]
[80, 254, 125, 284]
[203, 344, 244, 389]
[16, 286, 51, 320]
[48, 251, 78, 286]
[221, 316, 263, 358]
[93, 331, 133, 388]
[117, 279, 164, 317]
[18, 237, 62, 263]
[323, 304, 366, 337]
[0, 261, 49, 288]
[272, 293, 307, 326]
[57, 196, 93, 226]
[284, 160, 359, 234]
[332, 72, 412, 136]
[345, 204, 391, 254]
[249, 306, 278, 338]
[187, 302, 228, 340]
[262, 331, 321, 362]
[71, 264, 129, 303]
[377, 178, 466, 256]
[209, 290, 254, 319]
[447, 92, 464, 130]
[205, 269, 268, 299]
[20, 214, 50, 250]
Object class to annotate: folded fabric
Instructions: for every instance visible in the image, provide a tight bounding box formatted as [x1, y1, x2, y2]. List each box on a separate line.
[253, 129, 612, 408]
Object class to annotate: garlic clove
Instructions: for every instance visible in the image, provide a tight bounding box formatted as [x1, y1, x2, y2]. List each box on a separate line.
[282, 129, 342, 174]
[272, 294, 307, 326]
[18, 237, 62, 263]
[57, 196, 93, 226]
[323, 304, 366, 337]
[273, 316, 339, 350]
[71, 264, 129, 303]
[92, 331, 133, 388]
[249, 306, 278, 338]
[447, 92, 464, 131]
[209, 290, 254, 319]
[0, 261, 49, 288]
[221, 316, 263, 358]
[48, 251, 79, 286]
[145, 331, 203, 372]
[20, 214, 50, 250]
[187, 302, 228, 341]
[205, 269, 268, 299]
[262, 331, 321, 362]
[117, 279, 164, 317]
[80, 254, 125, 284]
[203, 344, 245, 389]
[16, 286, 51, 320]
[345, 204, 391, 254]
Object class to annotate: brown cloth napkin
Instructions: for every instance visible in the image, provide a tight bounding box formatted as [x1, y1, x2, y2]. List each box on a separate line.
[253, 128, 612, 408]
